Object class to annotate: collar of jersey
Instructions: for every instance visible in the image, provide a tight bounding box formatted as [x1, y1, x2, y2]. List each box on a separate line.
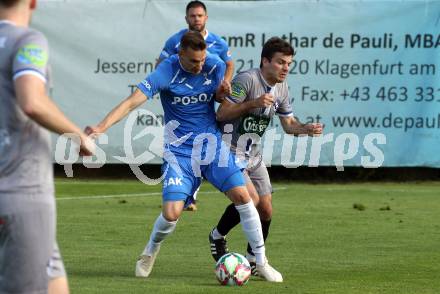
[0, 20, 16, 26]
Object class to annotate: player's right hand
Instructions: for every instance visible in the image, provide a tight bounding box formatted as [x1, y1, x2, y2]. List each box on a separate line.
[215, 80, 232, 101]
[304, 123, 324, 136]
[79, 134, 95, 156]
[254, 93, 274, 108]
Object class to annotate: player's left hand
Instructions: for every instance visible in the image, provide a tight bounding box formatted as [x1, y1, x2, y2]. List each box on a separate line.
[84, 125, 104, 138]
[304, 123, 323, 136]
[215, 80, 231, 101]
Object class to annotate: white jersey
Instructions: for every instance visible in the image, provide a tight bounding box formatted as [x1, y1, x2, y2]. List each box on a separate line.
[0, 20, 53, 194]
[219, 68, 293, 164]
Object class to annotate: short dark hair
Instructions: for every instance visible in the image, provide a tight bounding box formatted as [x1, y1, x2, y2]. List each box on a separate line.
[0, 0, 22, 8]
[260, 37, 295, 68]
[186, 1, 207, 14]
[180, 31, 207, 51]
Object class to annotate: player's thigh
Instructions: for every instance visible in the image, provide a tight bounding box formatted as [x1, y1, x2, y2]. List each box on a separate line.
[0, 202, 55, 294]
[161, 157, 200, 220]
[204, 149, 245, 193]
[248, 162, 273, 219]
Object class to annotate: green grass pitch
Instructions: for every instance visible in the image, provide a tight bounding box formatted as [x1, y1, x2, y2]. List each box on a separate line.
[55, 180, 440, 293]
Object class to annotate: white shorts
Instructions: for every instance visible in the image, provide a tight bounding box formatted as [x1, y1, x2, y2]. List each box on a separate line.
[0, 191, 66, 294]
[244, 158, 272, 197]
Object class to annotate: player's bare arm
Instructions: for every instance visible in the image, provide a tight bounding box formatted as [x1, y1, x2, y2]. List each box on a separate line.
[15, 75, 93, 156]
[85, 89, 147, 135]
[214, 79, 231, 102]
[224, 60, 235, 82]
[280, 116, 323, 136]
[216, 93, 274, 121]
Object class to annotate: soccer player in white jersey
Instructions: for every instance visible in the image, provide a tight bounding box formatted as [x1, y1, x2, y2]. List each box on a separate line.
[0, 1, 93, 293]
[209, 37, 323, 276]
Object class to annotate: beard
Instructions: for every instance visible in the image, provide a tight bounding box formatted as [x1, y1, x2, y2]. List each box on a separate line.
[189, 23, 205, 33]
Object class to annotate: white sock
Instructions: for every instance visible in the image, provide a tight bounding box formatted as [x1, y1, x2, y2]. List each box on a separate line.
[235, 201, 266, 265]
[211, 228, 224, 240]
[142, 213, 177, 256]
[193, 185, 200, 201]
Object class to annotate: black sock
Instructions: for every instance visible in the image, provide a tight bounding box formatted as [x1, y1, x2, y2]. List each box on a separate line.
[216, 203, 241, 236]
[247, 218, 272, 256]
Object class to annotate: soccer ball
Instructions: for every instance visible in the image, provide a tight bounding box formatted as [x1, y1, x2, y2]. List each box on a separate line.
[215, 253, 251, 286]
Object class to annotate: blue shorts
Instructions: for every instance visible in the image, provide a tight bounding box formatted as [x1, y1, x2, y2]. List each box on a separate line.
[161, 140, 245, 206]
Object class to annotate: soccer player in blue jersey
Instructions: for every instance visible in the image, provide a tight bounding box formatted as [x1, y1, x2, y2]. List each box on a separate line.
[158, 1, 234, 211]
[157, 1, 234, 82]
[86, 31, 282, 282]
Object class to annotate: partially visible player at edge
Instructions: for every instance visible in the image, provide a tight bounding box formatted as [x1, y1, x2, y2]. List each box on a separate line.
[157, 0, 235, 211]
[209, 37, 323, 275]
[0, 0, 93, 293]
[85, 31, 283, 282]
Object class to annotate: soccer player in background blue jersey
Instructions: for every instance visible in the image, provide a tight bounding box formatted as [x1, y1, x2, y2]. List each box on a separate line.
[86, 31, 282, 282]
[157, 1, 234, 82]
[158, 1, 234, 211]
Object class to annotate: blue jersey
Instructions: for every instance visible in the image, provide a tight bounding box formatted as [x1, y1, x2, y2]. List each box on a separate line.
[159, 29, 231, 63]
[137, 53, 226, 156]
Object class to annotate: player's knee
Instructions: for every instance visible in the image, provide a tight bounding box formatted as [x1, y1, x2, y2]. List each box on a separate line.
[162, 213, 179, 222]
[162, 209, 180, 222]
[232, 194, 249, 205]
[162, 206, 182, 222]
[162, 199, 185, 221]
[227, 186, 251, 205]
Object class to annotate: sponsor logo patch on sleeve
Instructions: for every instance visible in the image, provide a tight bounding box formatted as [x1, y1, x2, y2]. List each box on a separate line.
[231, 83, 246, 99]
[16, 44, 48, 68]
